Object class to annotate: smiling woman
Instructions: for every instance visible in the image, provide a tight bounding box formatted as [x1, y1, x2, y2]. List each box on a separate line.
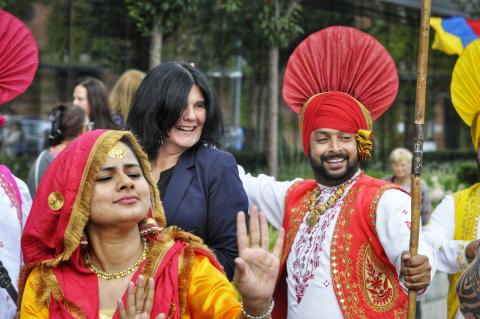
[19, 130, 283, 319]
[126, 62, 248, 280]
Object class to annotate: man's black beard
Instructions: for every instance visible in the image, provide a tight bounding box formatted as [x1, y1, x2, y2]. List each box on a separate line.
[309, 153, 359, 186]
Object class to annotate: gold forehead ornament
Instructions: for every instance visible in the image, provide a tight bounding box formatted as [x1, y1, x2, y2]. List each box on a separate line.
[108, 142, 127, 159]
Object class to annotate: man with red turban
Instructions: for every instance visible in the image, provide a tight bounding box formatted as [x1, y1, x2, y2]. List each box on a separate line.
[240, 26, 436, 318]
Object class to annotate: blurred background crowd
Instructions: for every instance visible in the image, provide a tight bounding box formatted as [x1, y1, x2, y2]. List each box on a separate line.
[2, 1, 480, 318]
[0, 0, 478, 198]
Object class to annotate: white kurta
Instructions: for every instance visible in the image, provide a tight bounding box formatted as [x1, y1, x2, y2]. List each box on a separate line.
[423, 194, 480, 319]
[0, 176, 32, 319]
[237, 165, 294, 229]
[239, 168, 436, 318]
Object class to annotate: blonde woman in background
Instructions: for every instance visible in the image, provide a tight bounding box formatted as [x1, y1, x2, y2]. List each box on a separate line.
[109, 69, 146, 127]
[383, 147, 432, 224]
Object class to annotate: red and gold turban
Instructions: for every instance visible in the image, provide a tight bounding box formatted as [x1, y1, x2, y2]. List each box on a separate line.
[283, 26, 399, 160]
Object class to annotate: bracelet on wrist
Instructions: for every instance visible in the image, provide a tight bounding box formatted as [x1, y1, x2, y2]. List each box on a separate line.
[240, 299, 274, 319]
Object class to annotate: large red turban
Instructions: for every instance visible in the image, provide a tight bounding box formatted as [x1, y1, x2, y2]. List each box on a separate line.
[300, 91, 371, 157]
[283, 26, 399, 159]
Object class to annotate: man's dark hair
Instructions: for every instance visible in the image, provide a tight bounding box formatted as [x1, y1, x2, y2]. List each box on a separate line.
[126, 62, 223, 160]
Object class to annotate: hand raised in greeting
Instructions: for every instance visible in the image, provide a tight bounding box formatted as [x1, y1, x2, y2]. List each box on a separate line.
[234, 206, 284, 316]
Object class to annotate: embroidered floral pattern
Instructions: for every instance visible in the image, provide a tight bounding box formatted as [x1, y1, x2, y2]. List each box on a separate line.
[0, 171, 21, 223]
[281, 180, 312, 268]
[357, 243, 397, 312]
[332, 180, 406, 318]
[368, 184, 396, 233]
[290, 174, 359, 304]
[394, 308, 407, 319]
[331, 188, 366, 318]
[291, 197, 339, 303]
[282, 204, 310, 268]
[459, 187, 480, 241]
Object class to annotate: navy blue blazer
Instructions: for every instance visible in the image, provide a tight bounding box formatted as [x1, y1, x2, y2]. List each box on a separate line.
[161, 144, 248, 280]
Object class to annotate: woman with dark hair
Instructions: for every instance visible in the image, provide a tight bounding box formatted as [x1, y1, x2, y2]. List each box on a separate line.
[127, 62, 248, 280]
[27, 103, 90, 197]
[73, 77, 118, 130]
[19, 130, 281, 319]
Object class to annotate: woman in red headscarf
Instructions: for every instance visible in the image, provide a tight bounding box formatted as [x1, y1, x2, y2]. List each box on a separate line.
[19, 130, 282, 319]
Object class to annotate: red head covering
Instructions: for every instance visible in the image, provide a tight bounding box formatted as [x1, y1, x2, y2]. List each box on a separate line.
[283, 26, 398, 158]
[0, 10, 38, 106]
[22, 130, 165, 265]
[20, 130, 177, 318]
[300, 91, 371, 156]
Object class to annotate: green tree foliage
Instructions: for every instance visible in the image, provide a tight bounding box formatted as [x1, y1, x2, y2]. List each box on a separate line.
[125, 0, 198, 68]
[248, 0, 303, 48]
[39, 0, 145, 71]
[242, 0, 303, 176]
[183, 0, 246, 67]
[0, 0, 36, 17]
[125, 0, 196, 35]
[0, 0, 10, 8]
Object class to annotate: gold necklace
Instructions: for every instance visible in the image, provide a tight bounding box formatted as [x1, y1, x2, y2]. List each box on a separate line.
[306, 174, 360, 228]
[83, 239, 148, 280]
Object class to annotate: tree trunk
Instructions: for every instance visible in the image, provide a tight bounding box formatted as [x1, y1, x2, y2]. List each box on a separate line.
[149, 17, 162, 70]
[268, 47, 279, 176]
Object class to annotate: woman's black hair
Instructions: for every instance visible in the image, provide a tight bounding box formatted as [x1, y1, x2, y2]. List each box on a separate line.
[126, 62, 223, 160]
[48, 103, 87, 147]
[75, 77, 118, 130]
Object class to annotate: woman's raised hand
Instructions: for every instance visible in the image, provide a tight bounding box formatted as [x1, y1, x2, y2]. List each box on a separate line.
[117, 275, 165, 319]
[234, 206, 284, 315]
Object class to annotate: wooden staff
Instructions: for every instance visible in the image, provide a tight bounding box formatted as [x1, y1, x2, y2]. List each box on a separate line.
[408, 0, 432, 318]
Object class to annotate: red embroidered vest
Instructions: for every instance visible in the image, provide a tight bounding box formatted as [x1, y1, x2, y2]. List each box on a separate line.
[273, 173, 408, 318]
